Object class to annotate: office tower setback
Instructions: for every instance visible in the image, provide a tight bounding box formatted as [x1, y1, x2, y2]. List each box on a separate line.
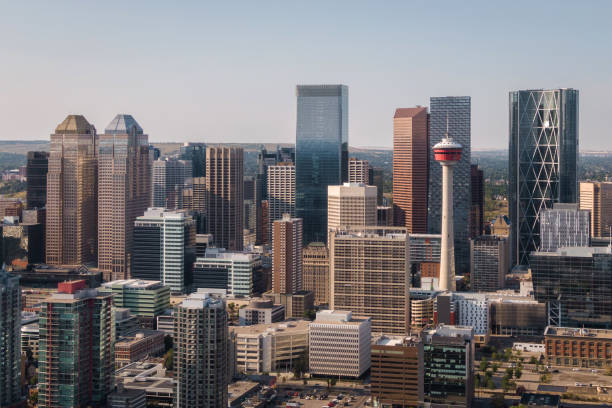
[532, 246, 612, 328]
[408, 234, 441, 289]
[371, 336, 424, 408]
[423, 325, 474, 407]
[470, 164, 484, 237]
[296, 84, 348, 244]
[180, 142, 206, 178]
[309, 310, 371, 378]
[540, 203, 590, 252]
[327, 183, 377, 234]
[98, 115, 151, 281]
[272, 215, 303, 294]
[393, 107, 429, 232]
[46, 114, 98, 266]
[152, 158, 187, 209]
[0, 266, 22, 407]
[433, 127, 463, 291]
[428, 97, 471, 274]
[267, 163, 295, 240]
[580, 181, 612, 238]
[38, 281, 114, 408]
[509, 89, 579, 266]
[174, 292, 228, 408]
[132, 208, 195, 293]
[470, 235, 510, 292]
[206, 146, 244, 251]
[303, 242, 330, 305]
[330, 227, 409, 335]
[193, 248, 262, 297]
[348, 158, 370, 184]
[26, 151, 49, 209]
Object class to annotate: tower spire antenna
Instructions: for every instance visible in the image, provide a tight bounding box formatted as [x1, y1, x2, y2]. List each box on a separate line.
[445, 113, 450, 139]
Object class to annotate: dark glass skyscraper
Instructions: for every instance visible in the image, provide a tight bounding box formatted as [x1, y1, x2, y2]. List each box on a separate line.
[180, 142, 206, 178]
[296, 84, 348, 244]
[427, 96, 471, 274]
[509, 89, 578, 266]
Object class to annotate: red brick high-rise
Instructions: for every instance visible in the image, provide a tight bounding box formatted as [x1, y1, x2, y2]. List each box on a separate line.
[393, 107, 429, 232]
[272, 215, 303, 294]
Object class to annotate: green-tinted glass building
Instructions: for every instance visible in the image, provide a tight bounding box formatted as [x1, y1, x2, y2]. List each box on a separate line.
[99, 279, 171, 328]
[38, 281, 114, 408]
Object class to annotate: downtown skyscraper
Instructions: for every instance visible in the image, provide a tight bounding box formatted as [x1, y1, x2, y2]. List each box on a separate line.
[46, 115, 98, 266]
[98, 114, 151, 281]
[393, 107, 429, 233]
[0, 265, 22, 407]
[509, 89, 578, 265]
[206, 146, 244, 251]
[427, 97, 471, 274]
[296, 84, 348, 244]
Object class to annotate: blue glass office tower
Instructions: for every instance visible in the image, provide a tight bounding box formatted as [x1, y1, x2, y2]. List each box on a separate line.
[296, 85, 348, 244]
[428, 96, 471, 274]
[509, 89, 578, 266]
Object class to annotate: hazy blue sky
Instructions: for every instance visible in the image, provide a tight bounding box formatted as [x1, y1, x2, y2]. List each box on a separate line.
[1, 1, 610, 149]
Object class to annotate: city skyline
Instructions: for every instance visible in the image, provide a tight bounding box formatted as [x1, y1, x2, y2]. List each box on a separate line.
[2, 2, 611, 150]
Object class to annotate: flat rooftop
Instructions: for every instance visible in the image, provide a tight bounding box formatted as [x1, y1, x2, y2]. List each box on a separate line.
[230, 320, 310, 336]
[545, 326, 612, 339]
[374, 335, 421, 346]
[102, 279, 165, 290]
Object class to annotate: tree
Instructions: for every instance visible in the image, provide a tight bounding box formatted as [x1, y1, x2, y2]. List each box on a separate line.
[480, 358, 489, 371]
[529, 356, 538, 365]
[29, 375, 37, 386]
[292, 351, 308, 379]
[474, 374, 481, 389]
[492, 363, 499, 373]
[491, 394, 505, 408]
[163, 349, 174, 371]
[515, 367, 522, 379]
[505, 367, 513, 379]
[304, 309, 316, 321]
[486, 378, 495, 390]
[28, 389, 38, 406]
[492, 352, 498, 361]
[501, 377, 511, 392]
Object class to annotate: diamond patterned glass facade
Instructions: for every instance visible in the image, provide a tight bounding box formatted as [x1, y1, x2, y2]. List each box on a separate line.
[509, 89, 578, 266]
[296, 85, 348, 244]
[427, 97, 471, 274]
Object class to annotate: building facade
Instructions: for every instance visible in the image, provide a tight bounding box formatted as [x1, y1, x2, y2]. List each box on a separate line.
[98, 114, 151, 281]
[393, 107, 429, 233]
[509, 89, 579, 266]
[26, 151, 49, 210]
[330, 227, 409, 335]
[309, 311, 371, 378]
[327, 183, 377, 235]
[194, 248, 261, 297]
[46, 114, 98, 265]
[0, 266, 22, 406]
[179, 142, 206, 178]
[302, 242, 330, 305]
[272, 215, 303, 294]
[38, 281, 114, 408]
[470, 235, 510, 292]
[428, 97, 471, 274]
[545, 326, 612, 368]
[296, 84, 348, 244]
[132, 209, 195, 293]
[152, 158, 187, 209]
[580, 181, 612, 238]
[206, 146, 244, 251]
[371, 336, 423, 408]
[531, 246, 612, 328]
[174, 292, 228, 408]
[470, 164, 484, 238]
[266, 163, 295, 239]
[540, 203, 590, 252]
[348, 158, 370, 184]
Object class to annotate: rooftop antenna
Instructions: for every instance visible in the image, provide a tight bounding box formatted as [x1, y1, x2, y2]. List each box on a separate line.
[445, 113, 450, 138]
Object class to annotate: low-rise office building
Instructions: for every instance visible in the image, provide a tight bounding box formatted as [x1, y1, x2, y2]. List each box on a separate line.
[238, 298, 285, 325]
[99, 280, 171, 328]
[115, 330, 166, 369]
[309, 310, 371, 378]
[263, 291, 314, 319]
[371, 336, 423, 408]
[230, 320, 309, 374]
[115, 362, 174, 408]
[115, 308, 140, 337]
[545, 326, 612, 368]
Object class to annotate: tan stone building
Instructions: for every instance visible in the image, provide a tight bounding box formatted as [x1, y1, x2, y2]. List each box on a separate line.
[580, 181, 612, 238]
[302, 242, 330, 305]
[327, 183, 377, 236]
[348, 158, 370, 184]
[98, 115, 151, 281]
[46, 115, 98, 266]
